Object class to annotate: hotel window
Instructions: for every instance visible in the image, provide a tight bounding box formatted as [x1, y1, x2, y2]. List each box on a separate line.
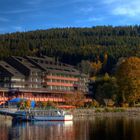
[48, 79, 52, 82]
[70, 87, 73, 90]
[53, 86, 55, 90]
[59, 86, 62, 90]
[32, 78, 35, 82]
[4, 77, 10, 81]
[54, 86, 57, 90]
[63, 87, 66, 90]
[61, 86, 64, 90]
[50, 86, 52, 90]
[67, 87, 70, 91]
[4, 83, 9, 88]
[51, 86, 54, 90]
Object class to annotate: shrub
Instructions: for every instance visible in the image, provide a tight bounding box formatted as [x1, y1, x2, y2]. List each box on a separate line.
[95, 108, 102, 112]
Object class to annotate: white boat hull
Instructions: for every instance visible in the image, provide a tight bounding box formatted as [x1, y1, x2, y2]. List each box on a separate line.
[34, 115, 73, 121]
[13, 110, 73, 121]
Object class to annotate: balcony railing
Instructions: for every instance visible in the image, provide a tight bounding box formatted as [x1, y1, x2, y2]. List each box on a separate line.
[46, 75, 78, 81]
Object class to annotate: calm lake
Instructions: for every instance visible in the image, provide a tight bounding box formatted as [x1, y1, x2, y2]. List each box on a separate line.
[0, 116, 140, 140]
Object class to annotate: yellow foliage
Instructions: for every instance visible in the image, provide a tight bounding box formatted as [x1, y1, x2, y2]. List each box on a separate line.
[25, 100, 31, 108]
[91, 60, 102, 76]
[116, 57, 140, 103]
[64, 91, 86, 107]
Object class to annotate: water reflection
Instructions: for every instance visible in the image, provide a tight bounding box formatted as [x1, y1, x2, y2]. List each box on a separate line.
[0, 116, 140, 140]
[9, 120, 74, 140]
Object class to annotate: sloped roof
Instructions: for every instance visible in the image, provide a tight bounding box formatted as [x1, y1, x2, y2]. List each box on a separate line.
[0, 61, 24, 77]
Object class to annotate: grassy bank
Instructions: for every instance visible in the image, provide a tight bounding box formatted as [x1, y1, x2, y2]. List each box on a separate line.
[72, 107, 140, 118]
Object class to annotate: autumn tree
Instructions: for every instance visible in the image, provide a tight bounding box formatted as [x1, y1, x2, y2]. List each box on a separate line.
[90, 60, 102, 76]
[116, 57, 140, 106]
[25, 100, 31, 109]
[64, 91, 86, 107]
[46, 101, 56, 108]
[102, 52, 108, 72]
[42, 101, 47, 108]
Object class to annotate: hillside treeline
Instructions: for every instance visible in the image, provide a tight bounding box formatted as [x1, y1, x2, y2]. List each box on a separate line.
[1, 26, 140, 73]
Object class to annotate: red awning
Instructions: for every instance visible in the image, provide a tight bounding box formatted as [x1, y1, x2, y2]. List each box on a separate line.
[57, 105, 76, 109]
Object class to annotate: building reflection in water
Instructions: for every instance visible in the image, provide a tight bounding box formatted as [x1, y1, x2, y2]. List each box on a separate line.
[9, 120, 74, 140]
[0, 117, 12, 140]
[1, 116, 140, 140]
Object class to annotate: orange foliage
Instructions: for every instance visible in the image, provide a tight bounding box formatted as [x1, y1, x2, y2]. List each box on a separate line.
[64, 91, 86, 107]
[116, 57, 140, 104]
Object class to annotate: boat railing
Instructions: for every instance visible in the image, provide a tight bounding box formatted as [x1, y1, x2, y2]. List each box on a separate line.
[15, 109, 72, 118]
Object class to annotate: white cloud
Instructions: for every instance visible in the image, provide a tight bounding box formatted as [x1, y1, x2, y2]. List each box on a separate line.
[112, 6, 140, 17]
[103, 0, 140, 17]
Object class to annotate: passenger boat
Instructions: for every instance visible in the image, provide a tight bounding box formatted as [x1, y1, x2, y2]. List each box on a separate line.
[13, 109, 73, 121]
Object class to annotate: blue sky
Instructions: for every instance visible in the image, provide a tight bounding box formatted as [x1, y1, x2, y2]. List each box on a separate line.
[0, 0, 140, 33]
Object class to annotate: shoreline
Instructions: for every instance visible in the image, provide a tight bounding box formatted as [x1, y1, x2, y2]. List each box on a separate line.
[72, 107, 140, 118]
[1, 107, 140, 120]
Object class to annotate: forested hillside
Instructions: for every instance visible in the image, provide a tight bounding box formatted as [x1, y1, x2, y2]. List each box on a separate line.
[1, 26, 140, 106]
[1, 26, 140, 72]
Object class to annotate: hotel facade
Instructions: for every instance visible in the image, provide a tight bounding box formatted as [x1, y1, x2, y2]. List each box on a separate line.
[0, 56, 89, 104]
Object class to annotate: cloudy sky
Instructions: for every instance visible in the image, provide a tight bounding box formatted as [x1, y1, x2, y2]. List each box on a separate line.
[0, 0, 140, 33]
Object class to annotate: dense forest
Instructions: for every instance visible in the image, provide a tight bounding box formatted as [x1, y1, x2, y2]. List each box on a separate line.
[1, 26, 140, 106]
[1, 25, 140, 73]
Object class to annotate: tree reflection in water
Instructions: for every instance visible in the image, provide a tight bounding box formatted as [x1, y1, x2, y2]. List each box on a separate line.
[0, 116, 140, 140]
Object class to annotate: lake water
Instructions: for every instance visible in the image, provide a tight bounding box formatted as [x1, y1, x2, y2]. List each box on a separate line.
[0, 116, 140, 140]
